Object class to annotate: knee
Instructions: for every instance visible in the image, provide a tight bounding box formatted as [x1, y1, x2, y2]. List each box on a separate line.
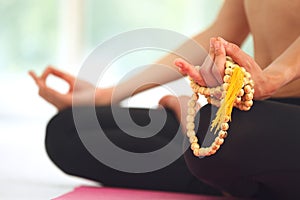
[184, 149, 217, 183]
[45, 107, 76, 175]
[184, 150, 270, 198]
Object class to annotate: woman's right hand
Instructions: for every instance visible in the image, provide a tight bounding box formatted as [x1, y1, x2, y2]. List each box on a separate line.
[29, 66, 112, 111]
[174, 37, 271, 100]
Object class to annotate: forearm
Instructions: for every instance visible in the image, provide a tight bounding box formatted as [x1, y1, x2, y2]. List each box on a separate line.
[107, 54, 203, 104]
[95, 0, 250, 104]
[262, 36, 300, 96]
[98, 30, 249, 104]
[100, 32, 213, 104]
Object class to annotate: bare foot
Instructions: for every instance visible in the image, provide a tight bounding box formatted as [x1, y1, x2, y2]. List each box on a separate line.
[159, 95, 201, 133]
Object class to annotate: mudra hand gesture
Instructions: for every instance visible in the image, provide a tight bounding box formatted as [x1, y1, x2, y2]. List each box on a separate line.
[174, 37, 269, 100]
[29, 66, 111, 110]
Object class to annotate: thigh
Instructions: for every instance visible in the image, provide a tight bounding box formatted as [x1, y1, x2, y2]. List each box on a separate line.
[184, 100, 300, 198]
[46, 106, 220, 195]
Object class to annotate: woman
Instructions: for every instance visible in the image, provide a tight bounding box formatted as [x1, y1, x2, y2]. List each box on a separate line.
[30, 0, 300, 198]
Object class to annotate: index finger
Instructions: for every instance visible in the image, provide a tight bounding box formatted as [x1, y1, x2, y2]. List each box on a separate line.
[28, 70, 39, 84]
[174, 58, 206, 86]
[41, 66, 75, 85]
[28, 70, 46, 88]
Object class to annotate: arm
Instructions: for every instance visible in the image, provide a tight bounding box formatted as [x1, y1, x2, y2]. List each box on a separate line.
[224, 36, 300, 99]
[29, 67, 110, 110]
[30, 0, 250, 110]
[98, 0, 250, 103]
[262, 36, 300, 97]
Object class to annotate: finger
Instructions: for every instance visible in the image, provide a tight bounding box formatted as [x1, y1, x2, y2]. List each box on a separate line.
[212, 40, 226, 84]
[28, 70, 46, 88]
[28, 71, 39, 84]
[40, 66, 76, 93]
[199, 38, 219, 87]
[40, 66, 53, 81]
[217, 37, 229, 47]
[209, 37, 216, 60]
[41, 66, 75, 86]
[38, 84, 68, 109]
[158, 95, 192, 130]
[220, 38, 253, 71]
[174, 58, 206, 86]
[50, 67, 75, 85]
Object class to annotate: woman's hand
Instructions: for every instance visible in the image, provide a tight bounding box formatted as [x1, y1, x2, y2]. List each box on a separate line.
[29, 66, 112, 111]
[220, 37, 271, 99]
[175, 37, 226, 88]
[175, 37, 271, 100]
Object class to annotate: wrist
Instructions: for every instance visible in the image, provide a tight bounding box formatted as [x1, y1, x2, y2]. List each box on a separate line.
[260, 73, 277, 99]
[95, 87, 113, 105]
[258, 69, 289, 99]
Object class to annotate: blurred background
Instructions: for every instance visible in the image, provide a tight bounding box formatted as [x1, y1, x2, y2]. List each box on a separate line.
[0, 0, 253, 199]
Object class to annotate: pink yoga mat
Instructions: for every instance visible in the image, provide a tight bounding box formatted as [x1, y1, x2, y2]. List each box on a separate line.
[53, 186, 242, 200]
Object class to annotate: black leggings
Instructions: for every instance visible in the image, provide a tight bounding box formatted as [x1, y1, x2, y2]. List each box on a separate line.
[45, 98, 300, 199]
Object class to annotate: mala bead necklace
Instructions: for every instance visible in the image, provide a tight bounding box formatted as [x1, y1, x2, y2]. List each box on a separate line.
[186, 56, 255, 157]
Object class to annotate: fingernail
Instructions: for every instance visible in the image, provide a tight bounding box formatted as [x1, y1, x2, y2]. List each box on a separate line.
[214, 41, 220, 49]
[218, 37, 228, 46]
[210, 40, 214, 48]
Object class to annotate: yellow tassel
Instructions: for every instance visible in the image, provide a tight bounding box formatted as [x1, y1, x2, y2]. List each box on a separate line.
[211, 66, 244, 133]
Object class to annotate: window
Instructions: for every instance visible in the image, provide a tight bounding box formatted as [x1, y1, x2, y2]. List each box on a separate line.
[0, 0, 60, 72]
[0, 0, 226, 74]
[1, 0, 254, 114]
